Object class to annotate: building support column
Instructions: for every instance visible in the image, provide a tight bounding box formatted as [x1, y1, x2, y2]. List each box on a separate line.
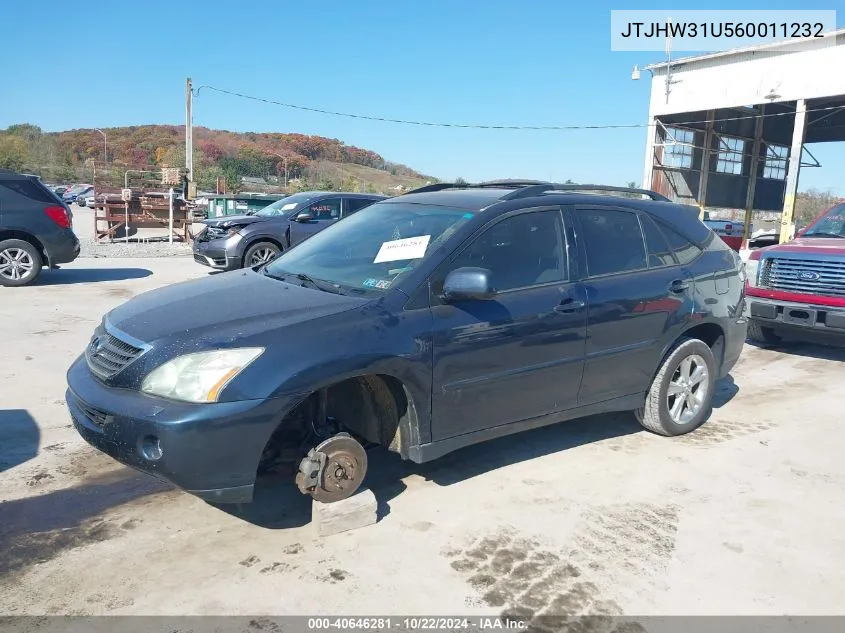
[697, 110, 715, 220]
[780, 99, 807, 244]
[743, 104, 765, 241]
[642, 117, 658, 191]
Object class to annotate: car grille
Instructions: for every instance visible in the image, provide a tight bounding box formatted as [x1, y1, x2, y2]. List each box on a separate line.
[760, 257, 845, 298]
[85, 330, 146, 380]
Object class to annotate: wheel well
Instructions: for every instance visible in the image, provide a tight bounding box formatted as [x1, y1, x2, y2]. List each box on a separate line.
[257, 374, 418, 475]
[0, 230, 47, 263]
[245, 237, 284, 253]
[680, 322, 726, 372]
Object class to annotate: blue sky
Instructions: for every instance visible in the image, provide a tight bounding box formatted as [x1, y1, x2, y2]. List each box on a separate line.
[2, 0, 842, 193]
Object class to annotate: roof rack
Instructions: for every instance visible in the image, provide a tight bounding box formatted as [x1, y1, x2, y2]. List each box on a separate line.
[404, 180, 670, 203]
[501, 183, 671, 202]
[405, 179, 551, 195]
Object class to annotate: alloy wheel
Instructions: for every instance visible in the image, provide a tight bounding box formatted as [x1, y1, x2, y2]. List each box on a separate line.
[0, 248, 35, 282]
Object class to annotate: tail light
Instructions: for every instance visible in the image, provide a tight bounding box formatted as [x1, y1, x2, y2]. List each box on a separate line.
[44, 205, 71, 229]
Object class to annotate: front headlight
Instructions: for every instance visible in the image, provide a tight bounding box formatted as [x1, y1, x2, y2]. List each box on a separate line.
[745, 254, 761, 288]
[141, 348, 264, 403]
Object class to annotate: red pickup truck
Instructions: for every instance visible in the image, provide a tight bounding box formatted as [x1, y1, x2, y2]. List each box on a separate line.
[744, 201, 845, 344]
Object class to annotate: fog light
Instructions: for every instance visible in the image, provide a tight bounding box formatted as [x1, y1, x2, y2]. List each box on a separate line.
[140, 435, 163, 461]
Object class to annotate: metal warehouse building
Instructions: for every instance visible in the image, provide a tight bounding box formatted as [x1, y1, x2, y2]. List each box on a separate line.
[640, 29, 845, 243]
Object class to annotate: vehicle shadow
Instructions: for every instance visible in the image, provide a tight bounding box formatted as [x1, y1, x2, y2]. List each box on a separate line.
[748, 335, 845, 361]
[0, 409, 39, 473]
[713, 374, 739, 408]
[0, 468, 171, 577]
[222, 384, 744, 529]
[401, 411, 644, 488]
[211, 469, 314, 529]
[36, 268, 152, 285]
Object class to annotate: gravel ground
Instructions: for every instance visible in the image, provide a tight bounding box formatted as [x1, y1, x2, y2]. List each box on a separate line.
[72, 204, 198, 259]
[77, 240, 193, 258]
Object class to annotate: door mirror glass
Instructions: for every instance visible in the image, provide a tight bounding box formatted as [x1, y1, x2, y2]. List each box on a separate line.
[443, 267, 495, 301]
[295, 212, 313, 223]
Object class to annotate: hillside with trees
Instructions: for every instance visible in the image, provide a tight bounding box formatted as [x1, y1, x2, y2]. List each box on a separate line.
[0, 123, 435, 194]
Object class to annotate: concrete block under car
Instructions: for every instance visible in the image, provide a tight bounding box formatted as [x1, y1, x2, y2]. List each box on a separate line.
[312, 488, 377, 537]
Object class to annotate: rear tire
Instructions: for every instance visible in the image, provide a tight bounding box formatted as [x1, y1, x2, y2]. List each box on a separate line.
[747, 320, 782, 345]
[243, 242, 281, 268]
[635, 337, 716, 437]
[0, 239, 43, 287]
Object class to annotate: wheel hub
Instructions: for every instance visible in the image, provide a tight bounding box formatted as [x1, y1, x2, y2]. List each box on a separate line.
[0, 249, 34, 281]
[295, 433, 368, 503]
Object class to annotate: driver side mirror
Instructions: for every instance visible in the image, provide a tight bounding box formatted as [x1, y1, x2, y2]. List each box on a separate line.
[442, 267, 496, 302]
[294, 212, 314, 223]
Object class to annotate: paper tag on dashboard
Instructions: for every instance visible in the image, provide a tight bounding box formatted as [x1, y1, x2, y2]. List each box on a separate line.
[281, 203, 298, 211]
[373, 235, 431, 263]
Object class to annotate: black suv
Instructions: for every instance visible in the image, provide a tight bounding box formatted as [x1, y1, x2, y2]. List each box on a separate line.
[0, 169, 80, 286]
[193, 191, 385, 270]
[67, 181, 747, 505]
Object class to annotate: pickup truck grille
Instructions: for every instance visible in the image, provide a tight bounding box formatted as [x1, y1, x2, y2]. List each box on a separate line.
[85, 330, 146, 380]
[760, 257, 845, 297]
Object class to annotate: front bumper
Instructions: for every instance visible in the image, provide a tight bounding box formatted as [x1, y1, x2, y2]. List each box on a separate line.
[746, 296, 845, 337]
[65, 356, 296, 503]
[193, 236, 242, 271]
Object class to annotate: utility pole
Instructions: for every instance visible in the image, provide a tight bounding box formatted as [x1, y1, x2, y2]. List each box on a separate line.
[94, 129, 107, 165]
[185, 78, 193, 184]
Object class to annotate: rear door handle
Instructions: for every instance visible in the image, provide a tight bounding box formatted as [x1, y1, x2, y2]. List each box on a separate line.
[670, 279, 690, 293]
[555, 298, 586, 313]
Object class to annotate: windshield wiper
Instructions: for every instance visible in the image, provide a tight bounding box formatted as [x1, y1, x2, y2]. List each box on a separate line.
[803, 232, 845, 239]
[263, 268, 345, 294]
[293, 273, 346, 295]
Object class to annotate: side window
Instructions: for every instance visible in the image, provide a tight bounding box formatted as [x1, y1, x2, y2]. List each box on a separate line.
[344, 198, 376, 217]
[640, 214, 677, 268]
[0, 179, 58, 204]
[659, 223, 703, 265]
[578, 208, 647, 276]
[308, 198, 341, 220]
[439, 210, 566, 294]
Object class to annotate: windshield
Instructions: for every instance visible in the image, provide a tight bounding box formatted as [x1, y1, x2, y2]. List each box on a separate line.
[253, 197, 295, 217]
[254, 193, 322, 217]
[804, 203, 845, 238]
[67, 184, 88, 194]
[264, 202, 474, 293]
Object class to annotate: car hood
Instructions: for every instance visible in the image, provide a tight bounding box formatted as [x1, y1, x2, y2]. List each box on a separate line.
[106, 269, 369, 343]
[202, 214, 268, 229]
[762, 237, 845, 257]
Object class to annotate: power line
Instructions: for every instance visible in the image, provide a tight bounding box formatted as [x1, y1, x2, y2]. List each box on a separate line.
[194, 84, 845, 131]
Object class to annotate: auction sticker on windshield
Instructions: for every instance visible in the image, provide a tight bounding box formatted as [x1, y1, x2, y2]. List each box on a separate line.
[373, 235, 431, 263]
[281, 203, 297, 211]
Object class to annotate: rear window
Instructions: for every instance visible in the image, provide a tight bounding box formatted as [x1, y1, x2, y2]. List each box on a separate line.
[0, 179, 60, 204]
[659, 222, 703, 265]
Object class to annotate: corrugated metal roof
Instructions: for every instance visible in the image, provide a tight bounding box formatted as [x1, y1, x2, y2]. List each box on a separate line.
[645, 28, 845, 72]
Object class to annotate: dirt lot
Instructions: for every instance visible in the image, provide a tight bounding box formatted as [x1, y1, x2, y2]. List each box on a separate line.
[2, 257, 845, 618]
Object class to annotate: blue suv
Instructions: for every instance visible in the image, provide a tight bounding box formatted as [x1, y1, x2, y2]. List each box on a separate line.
[67, 181, 747, 504]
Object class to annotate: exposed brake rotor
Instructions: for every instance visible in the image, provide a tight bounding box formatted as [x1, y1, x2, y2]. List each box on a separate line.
[295, 433, 368, 504]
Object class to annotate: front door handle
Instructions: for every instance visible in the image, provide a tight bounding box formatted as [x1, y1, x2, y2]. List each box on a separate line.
[555, 298, 586, 313]
[670, 279, 690, 293]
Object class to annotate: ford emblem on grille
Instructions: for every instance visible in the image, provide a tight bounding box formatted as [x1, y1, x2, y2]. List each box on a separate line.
[797, 271, 821, 281]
